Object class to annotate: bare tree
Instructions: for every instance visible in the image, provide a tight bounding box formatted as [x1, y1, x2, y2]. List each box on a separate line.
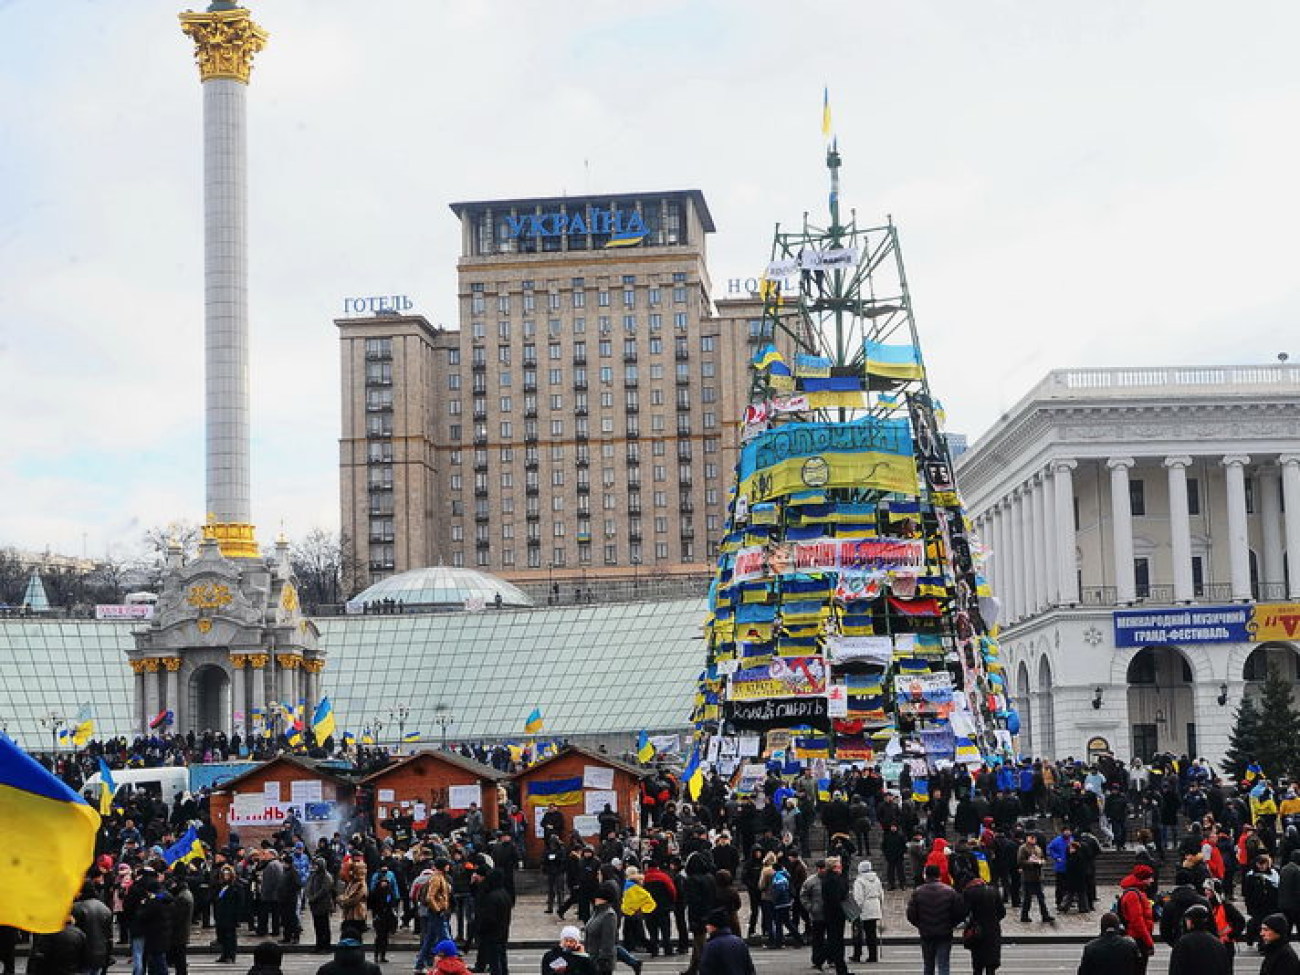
[141, 520, 203, 568]
[84, 557, 132, 604]
[0, 548, 26, 605]
[290, 528, 352, 609]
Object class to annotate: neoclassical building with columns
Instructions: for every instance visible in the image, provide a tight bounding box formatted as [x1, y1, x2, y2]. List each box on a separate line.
[955, 364, 1300, 764]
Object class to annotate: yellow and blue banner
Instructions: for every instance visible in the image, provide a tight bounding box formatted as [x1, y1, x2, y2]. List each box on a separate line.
[311, 698, 337, 744]
[527, 776, 583, 807]
[525, 708, 544, 734]
[0, 735, 100, 932]
[821, 86, 833, 140]
[162, 825, 205, 866]
[402, 731, 421, 743]
[637, 730, 656, 764]
[97, 758, 117, 817]
[683, 743, 705, 801]
[864, 339, 924, 380]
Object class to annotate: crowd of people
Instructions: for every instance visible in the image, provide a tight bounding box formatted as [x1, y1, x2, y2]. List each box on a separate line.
[8, 745, 1300, 975]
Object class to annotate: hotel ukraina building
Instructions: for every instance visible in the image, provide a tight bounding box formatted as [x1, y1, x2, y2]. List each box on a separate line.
[338, 190, 769, 592]
[955, 365, 1300, 764]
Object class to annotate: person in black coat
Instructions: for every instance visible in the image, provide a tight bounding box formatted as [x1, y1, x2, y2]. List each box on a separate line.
[1258, 913, 1300, 975]
[961, 876, 1006, 975]
[475, 869, 512, 975]
[1159, 871, 1211, 947]
[212, 864, 244, 963]
[133, 878, 174, 975]
[1167, 904, 1229, 975]
[819, 858, 852, 975]
[313, 938, 381, 975]
[1076, 912, 1141, 975]
[27, 920, 88, 975]
[697, 909, 755, 975]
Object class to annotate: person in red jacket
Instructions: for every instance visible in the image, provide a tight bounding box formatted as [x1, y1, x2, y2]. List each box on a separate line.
[1116, 864, 1156, 975]
[924, 838, 952, 886]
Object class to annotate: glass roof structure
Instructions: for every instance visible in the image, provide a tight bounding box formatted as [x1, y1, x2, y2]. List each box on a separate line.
[350, 566, 535, 610]
[0, 598, 705, 748]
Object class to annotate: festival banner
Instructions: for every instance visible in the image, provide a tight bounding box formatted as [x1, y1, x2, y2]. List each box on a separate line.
[740, 419, 912, 479]
[729, 657, 828, 700]
[732, 537, 925, 582]
[725, 697, 830, 731]
[1112, 605, 1252, 647]
[1250, 603, 1300, 642]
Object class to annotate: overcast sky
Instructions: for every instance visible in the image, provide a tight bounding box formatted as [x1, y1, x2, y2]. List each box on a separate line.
[3, 2, 1298, 560]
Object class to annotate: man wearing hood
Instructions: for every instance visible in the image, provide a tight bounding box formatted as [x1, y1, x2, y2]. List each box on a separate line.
[1159, 869, 1210, 947]
[1115, 864, 1155, 972]
[1245, 853, 1282, 947]
[313, 937, 380, 975]
[474, 869, 512, 975]
[304, 857, 337, 954]
[924, 838, 952, 886]
[1168, 903, 1229, 975]
[1258, 913, 1300, 975]
[850, 859, 884, 964]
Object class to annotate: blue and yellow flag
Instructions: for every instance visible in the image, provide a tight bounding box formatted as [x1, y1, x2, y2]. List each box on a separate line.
[341, 731, 356, 747]
[637, 730, 655, 764]
[527, 776, 583, 806]
[162, 825, 205, 866]
[822, 86, 833, 140]
[0, 735, 100, 932]
[864, 339, 924, 381]
[402, 731, 421, 743]
[97, 758, 118, 817]
[682, 743, 705, 801]
[525, 708, 544, 734]
[311, 698, 337, 744]
[752, 343, 785, 372]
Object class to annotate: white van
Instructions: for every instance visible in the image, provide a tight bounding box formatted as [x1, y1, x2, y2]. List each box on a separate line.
[81, 766, 190, 804]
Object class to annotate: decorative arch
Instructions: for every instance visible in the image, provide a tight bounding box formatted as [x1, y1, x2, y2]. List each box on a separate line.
[1036, 655, 1056, 759]
[1015, 660, 1033, 756]
[187, 663, 231, 735]
[1125, 645, 1196, 762]
[1242, 642, 1300, 701]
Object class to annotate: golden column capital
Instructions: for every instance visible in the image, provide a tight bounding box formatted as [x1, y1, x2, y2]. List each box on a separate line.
[275, 653, 300, 670]
[130, 659, 150, 675]
[302, 658, 326, 674]
[246, 653, 270, 669]
[140, 658, 161, 673]
[179, 7, 268, 85]
[161, 657, 183, 672]
[230, 653, 249, 669]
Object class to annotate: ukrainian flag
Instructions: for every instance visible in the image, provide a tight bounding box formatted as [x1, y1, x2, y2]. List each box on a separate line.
[342, 731, 356, 747]
[682, 743, 705, 801]
[821, 86, 833, 140]
[97, 758, 117, 817]
[527, 776, 583, 807]
[864, 339, 924, 380]
[524, 708, 544, 734]
[402, 732, 421, 743]
[0, 735, 100, 932]
[162, 825, 205, 866]
[287, 726, 304, 748]
[637, 730, 656, 764]
[311, 698, 337, 744]
[752, 343, 784, 372]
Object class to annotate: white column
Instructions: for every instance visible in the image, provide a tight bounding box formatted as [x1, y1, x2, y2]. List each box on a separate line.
[1042, 467, 1059, 605]
[1108, 457, 1137, 604]
[1031, 474, 1049, 611]
[1260, 464, 1286, 596]
[135, 669, 147, 734]
[250, 660, 267, 732]
[1014, 489, 1031, 620]
[1223, 455, 1252, 602]
[1053, 460, 1078, 605]
[999, 502, 1012, 607]
[280, 659, 297, 707]
[164, 661, 180, 716]
[991, 503, 1007, 606]
[1165, 456, 1194, 603]
[144, 664, 161, 727]
[232, 659, 247, 739]
[1283, 455, 1300, 600]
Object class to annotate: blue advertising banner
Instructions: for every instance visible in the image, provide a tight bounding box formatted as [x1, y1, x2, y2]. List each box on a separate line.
[1112, 605, 1253, 647]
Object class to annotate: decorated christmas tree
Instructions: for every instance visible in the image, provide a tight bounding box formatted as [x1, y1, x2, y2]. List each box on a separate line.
[692, 124, 1015, 793]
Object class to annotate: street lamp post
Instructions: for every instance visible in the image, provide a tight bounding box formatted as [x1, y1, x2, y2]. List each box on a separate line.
[433, 703, 452, 750]
[390, 703, 410, 753]
[371, 717, 386, 750]
[39, 712, 65, 753]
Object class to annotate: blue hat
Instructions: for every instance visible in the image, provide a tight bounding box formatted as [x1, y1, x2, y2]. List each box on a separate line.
[336, 938, 363, 948]
[434, 940, 458, 957]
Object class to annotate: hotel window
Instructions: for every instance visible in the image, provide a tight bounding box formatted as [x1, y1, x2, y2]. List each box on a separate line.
[366, 337, 392, 358]
[650, 387, 663, 403]
[599, 316, 611, 334]
[624, 315, 637, 332]
[651, 414, 665, 431]
[598, 291, 611, 307]
[573, 291, 586, 309]
[448, 400, 462, 415]
[549, 293, 562, 311]
[549, 369, 563, 385]
[499, 371, 512, 387]
[704, 412, 716, 428]
[600, 392, 614, 408]
[623, 290, 636, 308]
[604, 544, 617, 564]
[552, 419, 565, 436]
[549, 319, 563, 337]
[498, 321, 511, 341]
[499, 396, 512, 412]
[600, 367, 613, 383]
[523, 293, 535, 313]
[655, 542, 669, 560]
[701, 361, 716, 378]
[649, 289, 661, 306]
[472, 321, 486, 339]
[450, 474, 463, 491]
[654, 491, 667, 507]
[452, 551, 464, 567]
[471, 292, 485, 315]
[448, 423, 461, 440]
[523, 320, 535, 337]
[500, 421, 512, 437]
[549, 343, 562, 359]
[447, 348, 460, 365]
[700, 336, 716, 352]
[497, 294, 510, 314]
[674, 312, 688, 329]
[553, 521, 565, 537]
[673, 287, 687, 303]
[702, 386, 716, 403]
[500, 446, 513, 461]
[599, 340, 612, 358]
[601, 417, 614, 433]
[501, 524, 514, 540]
[498, 346, 511, 364]
[655, 517, 668, 533]
[649, 313, 662, 331]
[448, 374, 461, 390]
[550, 394, 563, 410]
[500, 471, 513, 488]
[573, 317, 586, 333]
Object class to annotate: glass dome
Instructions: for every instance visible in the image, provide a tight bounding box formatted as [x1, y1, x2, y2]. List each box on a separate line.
[349, 566, 534, 611]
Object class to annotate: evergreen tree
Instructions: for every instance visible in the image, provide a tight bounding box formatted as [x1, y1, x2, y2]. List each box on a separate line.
[1222, 693, 1260, 782]
[1251, 664, 1300, 781]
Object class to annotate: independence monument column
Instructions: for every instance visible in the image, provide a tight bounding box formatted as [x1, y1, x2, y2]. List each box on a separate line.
[180, 2, 267, 558]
